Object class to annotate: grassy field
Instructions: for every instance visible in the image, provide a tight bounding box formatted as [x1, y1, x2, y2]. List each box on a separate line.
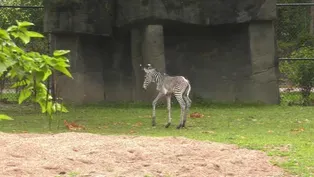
[1, 102, 314, 176]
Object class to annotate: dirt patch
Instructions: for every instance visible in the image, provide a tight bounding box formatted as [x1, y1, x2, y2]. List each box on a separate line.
[0, 132, 286, 177]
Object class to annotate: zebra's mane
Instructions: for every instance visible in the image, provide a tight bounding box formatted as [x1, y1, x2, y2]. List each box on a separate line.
[152, 68, 168, 76]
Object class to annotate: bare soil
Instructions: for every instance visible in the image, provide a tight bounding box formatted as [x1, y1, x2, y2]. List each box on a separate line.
[0, 132, 287, 177]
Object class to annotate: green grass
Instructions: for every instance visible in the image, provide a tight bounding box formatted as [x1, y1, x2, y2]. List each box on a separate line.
[1, 102, 314, 176]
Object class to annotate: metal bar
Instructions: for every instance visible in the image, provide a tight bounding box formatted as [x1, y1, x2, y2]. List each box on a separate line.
[279, 58, 314, 60]
[277, 3, 314, 6]
[0, 5, 44, 9]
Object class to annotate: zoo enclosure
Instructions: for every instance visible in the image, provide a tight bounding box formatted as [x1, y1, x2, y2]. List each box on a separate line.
[276, 2, 314, 105]
[0, 4, 57, 105]
[1, 3, 314, 105]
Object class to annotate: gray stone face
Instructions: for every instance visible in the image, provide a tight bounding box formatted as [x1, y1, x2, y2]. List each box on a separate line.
[130, 25, 166, 102]
[164, 24, 252, 102]
[44, 0, 114, 35]
[164, 22, 279, 104]
[248, 21, 280, 104]
[116, 0, 275, 27]
[44, 0, 279, 104]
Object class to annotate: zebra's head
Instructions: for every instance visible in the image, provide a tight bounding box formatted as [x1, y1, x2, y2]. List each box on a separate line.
[140, 64, 156, 90]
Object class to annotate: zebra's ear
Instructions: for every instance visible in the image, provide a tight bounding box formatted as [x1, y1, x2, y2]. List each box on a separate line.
[139, 64, 144, 70]
[143, 67, 149, 73]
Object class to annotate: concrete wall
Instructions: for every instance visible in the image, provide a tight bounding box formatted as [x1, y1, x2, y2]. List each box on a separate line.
[50, 33, 134, 104]
[164, 22, 279, 104]
[164, 23, 251, 102]
[44, 0, 279, 104]
[116, 0, 275, 27]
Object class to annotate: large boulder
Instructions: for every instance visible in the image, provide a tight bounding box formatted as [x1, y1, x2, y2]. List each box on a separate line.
[116, 0, 275, 27]
[43, 0, 115, 35]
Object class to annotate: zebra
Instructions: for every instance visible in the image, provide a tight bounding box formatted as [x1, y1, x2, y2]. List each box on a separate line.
[140, 64, 192, 129]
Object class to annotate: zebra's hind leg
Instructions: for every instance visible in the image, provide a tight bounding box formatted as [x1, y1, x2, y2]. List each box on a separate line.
[182, 95, 192, 127]
[175, 94, 186, 129]
[152, 93, 164, 126]
[165, 95, 172, 128]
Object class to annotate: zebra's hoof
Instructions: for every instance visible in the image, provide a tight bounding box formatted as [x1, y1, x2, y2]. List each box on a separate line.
[165, 123, 171, 128]
[176, 125, 183, 129]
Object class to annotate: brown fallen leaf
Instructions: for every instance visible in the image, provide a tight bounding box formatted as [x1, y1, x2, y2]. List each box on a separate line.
[129, 130, 136, 134]
[291, 128, 305, 134]
[190, 112, 204, 118]
[64, 120, 85, 131]
[201, 131, 215, 134]
[132, 122, 143, 127]
[139, 115, 151, 118]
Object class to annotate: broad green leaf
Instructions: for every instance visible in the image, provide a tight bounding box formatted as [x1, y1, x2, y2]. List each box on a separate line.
[43, 68, 52, 81]
[0, 63, 7, 74]
[46, 101, 53, 115]
[16, 21, 34, 28]
[11, 46, 24, 54]
[11, 80, 30, 88]
[54, 65, 73, 78]
[25, 31, 44, 38]
[54, 103, 69, 113]
[7, 25, 18, 32]
[53, 50, 70, 57]
[27, 52, 41, 58]
[0, 29, 11, 40]
[0, 60, 17, 73]
[18, 88, 32, 104]
[35, 72, 44, 82]
[57, 60, 71, 67]
[17, 32, 31, 44]
[0, 114, 13, 121]
[38, 100, 47, 113]
[21, 55, 33, 62]
[0, 51, 10, 61]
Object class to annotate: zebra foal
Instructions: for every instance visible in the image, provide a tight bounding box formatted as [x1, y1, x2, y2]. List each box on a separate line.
[140, 64, 192, 129]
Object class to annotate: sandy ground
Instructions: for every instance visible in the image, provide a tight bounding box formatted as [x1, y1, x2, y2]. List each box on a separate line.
[0, 132, 287, 177]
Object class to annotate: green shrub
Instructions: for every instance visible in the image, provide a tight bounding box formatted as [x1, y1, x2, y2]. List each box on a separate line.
[280, 46, 314, 105]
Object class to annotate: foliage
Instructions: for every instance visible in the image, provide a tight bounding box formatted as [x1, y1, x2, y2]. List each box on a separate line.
[0, 0, 48, 55]
[276, 0, 313, 57]
[280, 46, 314, 104]
[0, 0, 43, 30]
[0, 20, 72, 120]
[0, 114, 13, 121]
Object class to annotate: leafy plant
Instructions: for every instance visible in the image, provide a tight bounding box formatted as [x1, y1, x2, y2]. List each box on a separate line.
[280, 46, 314, 105]
[0, 20, 72, 121]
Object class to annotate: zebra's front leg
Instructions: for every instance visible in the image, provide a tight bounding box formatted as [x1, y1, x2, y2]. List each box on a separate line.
[152, 93, 164, 126]
[165, 95, 172, 128]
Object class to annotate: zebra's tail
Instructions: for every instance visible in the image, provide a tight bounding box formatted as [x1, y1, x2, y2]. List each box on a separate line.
[186, 82, 191, 98]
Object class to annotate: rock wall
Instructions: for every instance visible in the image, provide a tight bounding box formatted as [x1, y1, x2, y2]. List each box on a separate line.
[44, 0, 279, 104]
[164, 22, 279, 104]
[116, 0, 275, 27]
[44, 0, 115, 35]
